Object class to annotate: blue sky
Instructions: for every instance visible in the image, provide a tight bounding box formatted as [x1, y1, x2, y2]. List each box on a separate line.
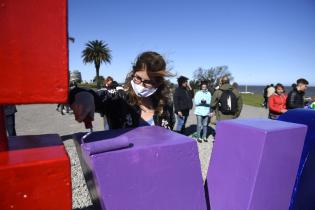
[68, 0, 315, 86]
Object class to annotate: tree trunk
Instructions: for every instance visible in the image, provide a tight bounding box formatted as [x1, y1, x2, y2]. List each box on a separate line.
[95, 62, 101, 89]
[96, 68, 100, 89]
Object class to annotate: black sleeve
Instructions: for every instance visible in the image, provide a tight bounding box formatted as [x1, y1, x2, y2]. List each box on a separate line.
[168, 103, 175, 129]
[189, 89, 194, 98]
[286, 91, 299, 109]
[160, 102, 175, 130]
[69, 87, 124, 114]
[173, 89, 180, 113]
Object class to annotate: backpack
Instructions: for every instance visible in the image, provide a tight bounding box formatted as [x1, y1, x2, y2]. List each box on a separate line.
[218, 90, 238, 115]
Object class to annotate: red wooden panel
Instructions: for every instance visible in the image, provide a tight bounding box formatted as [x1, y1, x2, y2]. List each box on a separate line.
[0, 134, 72, 210]
[0, 0, 68, 104]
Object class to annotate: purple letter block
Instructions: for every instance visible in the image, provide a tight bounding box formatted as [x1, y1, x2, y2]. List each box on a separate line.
[278, 109, 315, 210]
[74, 126, 206, 210]
[207, 119, 307, 210]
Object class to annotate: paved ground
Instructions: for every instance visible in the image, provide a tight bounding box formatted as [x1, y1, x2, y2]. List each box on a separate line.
[15, 104, 268, 210]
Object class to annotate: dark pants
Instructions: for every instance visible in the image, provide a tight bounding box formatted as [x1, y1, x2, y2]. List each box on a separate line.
[174, 109, 189, 134]
[57, 104, 70, 114]
[263, 97, 268, 108]
[196, 115, 209, 139]
[5, 114, 16, 136]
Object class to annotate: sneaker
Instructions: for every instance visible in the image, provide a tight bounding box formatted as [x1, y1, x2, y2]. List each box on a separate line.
[197, 138, 203, 143]
[203, 138, 208, 142]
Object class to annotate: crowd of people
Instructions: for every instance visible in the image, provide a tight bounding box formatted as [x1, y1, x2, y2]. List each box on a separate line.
[69, 51, 244, 143]
[4, 51, 311, 142]
[264, 78, 309, 120]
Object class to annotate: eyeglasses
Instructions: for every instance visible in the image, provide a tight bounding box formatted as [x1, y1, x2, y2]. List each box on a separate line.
[132, 75, 155, 88]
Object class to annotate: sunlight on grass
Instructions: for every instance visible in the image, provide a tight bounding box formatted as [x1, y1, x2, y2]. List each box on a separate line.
[241, 93, 264, 107]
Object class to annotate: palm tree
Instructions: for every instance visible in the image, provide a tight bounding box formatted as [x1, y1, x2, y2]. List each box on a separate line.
[82, 40, 111, 89]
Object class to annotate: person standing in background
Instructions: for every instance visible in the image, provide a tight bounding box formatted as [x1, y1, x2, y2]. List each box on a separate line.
[98, 76, 120, 130]
[286, 78, 309, 109]
[291, 83, 297, 90]
[194, 81, 212, 143]
[210, 76, 243, 121]
[262, 84, 270, 108]
[4, 105, 17, 136]
[232, 82, 239, 91]
[103, 76, 114, 89]
[268, 83, 287, 119]
[266, 84, 275, 106]
[173, 76, 194, 134]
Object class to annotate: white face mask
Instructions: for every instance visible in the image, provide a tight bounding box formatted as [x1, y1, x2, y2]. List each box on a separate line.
[131, 80, 158, 97]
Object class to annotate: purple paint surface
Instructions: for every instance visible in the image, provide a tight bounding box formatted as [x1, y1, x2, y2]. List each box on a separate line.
[207, 119, 307, 210]
[278, 109, 315, 210]
[77, 126, 206, 210]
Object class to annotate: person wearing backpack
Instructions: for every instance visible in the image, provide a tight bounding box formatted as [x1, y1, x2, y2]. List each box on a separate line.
[210, 76, 243, 121]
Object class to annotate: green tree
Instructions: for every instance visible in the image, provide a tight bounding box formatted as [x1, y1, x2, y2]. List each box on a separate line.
[82, 40, 112, 89]
[193, 66, 233, 88]
[93, 75, 105, 86]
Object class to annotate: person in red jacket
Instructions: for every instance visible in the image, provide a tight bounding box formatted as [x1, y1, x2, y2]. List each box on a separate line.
[268, 83, 288, 119]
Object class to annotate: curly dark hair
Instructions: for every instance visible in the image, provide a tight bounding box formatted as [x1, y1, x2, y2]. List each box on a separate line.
[275, 83, 285, 92]
[296, 78, 309, 85]
[177, 76, 189, 86]
[199, 81, 208, 89]
[124, 51, 173, 115]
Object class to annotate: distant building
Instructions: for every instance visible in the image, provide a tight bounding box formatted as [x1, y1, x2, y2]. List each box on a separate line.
[70, 70, 82, 83]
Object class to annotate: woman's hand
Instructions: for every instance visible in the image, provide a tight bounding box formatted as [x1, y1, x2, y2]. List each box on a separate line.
[70, 92, 95, 126]
[177, 111, 183, 118]
[187, 82, 192, 90]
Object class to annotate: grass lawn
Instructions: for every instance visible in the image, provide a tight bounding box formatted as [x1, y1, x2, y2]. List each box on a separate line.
[241, 93, 264, 107]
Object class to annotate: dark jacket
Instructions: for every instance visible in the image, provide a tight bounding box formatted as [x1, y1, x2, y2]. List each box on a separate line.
[173, 87, 194, 114]
[286, 89, 305, 109]
[70, 87, 175, 130]
[210, 84, 243, 120]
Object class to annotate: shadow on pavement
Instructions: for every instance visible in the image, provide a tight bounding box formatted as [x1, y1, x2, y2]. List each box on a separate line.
[61, 134, 74, 141]
[184, 124, 216, 138]
[184, 124, 197, 136]
[73, 206, 98, 210]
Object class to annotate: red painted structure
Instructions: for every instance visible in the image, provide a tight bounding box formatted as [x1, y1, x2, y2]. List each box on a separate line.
[0, 0, 68, 104]
[0, 135, 72, 209]
[0, 0, 71, 209]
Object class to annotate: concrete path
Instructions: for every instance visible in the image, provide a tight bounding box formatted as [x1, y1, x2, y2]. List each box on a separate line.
[15, 104, 268, 136]
[14, 104, 268, 209]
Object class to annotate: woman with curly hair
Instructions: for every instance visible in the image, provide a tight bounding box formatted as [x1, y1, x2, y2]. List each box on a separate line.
[69, 51, 175, 130]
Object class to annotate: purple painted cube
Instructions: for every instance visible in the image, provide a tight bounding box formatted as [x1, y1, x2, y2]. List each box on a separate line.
[278, 109, 315, 210]
[207, 119, 307, 210]
[74, 126, 206, 210]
